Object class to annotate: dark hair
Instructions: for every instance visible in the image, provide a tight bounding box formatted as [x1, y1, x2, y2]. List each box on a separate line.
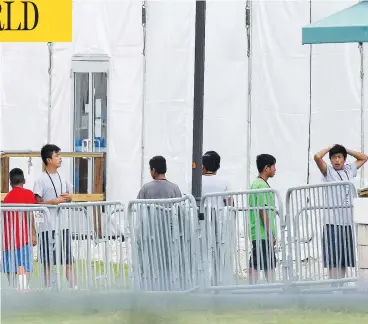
[202, 151, 221, 172]
[9, 168, 25, 186]
[256, 154, 276, 173]
[329, 144, 347, 160]
[41, 144, 60, 165]
[149, 156, 167, 174]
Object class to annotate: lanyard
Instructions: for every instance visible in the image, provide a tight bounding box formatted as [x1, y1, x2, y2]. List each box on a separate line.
[258, 176, 270, 188]
[335, 169, 349, 181]
[334, 169, 350, 205]
[45, 171, 63, 198]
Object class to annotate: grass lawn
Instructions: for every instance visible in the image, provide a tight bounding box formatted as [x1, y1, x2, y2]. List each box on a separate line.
[3, 261, 368, 323]
[2, 309, 368, 324]
[2, 260, 129, 289]
[30, 259, 127, 277]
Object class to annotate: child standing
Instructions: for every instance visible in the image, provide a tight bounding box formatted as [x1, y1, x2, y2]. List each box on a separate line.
[33, 144, 76, 288]
[314, 145, 368, 280]
[248, 154, 277, 284]
[2, 168, 37, 286]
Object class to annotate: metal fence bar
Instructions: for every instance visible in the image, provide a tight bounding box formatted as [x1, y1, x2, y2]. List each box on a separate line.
[199, 189, 285, 293]
[56, 201, 127, 291]
[1, 202, 127, 292]
[285, 181, 358, 292]
[1, 182, 361, 295]
[126, 195, 200, 292]
[0, 206, 53, 290]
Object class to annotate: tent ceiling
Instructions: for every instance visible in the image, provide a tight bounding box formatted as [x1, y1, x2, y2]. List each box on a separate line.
[302, 1, 368, 44]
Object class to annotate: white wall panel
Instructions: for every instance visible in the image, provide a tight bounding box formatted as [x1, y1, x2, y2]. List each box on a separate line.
[49, 42, 73, 186]
[203, 0, 248, 191]
[0, 43, 48, 191]
[50, 0, 144, 202]
[309, 1, 361, 189]
[1, 0, 366, 201]
[0, 44, 48, 150]
[143, 0, 196, 194]
[251, 1, 310, 197]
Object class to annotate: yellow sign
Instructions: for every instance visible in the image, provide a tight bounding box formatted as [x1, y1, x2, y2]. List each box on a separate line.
[0, 0, 72, 42]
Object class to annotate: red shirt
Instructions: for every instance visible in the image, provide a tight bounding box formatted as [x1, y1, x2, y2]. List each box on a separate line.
[2, 187, 36, 250]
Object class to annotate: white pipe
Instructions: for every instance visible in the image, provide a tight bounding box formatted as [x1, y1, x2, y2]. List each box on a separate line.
[140, 1, 147, 188]
[359, 43, 365, 188]
[246, 0, 253, 188]
[306, 1, 312, 184]
[47, 42, 53, 143]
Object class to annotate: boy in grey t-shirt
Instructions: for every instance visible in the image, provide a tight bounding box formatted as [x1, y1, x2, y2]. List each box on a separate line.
[136, 156, 181, 290]
[314, 144, 368, 280]
[137, 156, 182, 199]
[33, 144, 77, 288]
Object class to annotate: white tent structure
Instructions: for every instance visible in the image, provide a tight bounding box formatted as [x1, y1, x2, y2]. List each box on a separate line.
[0, 0, 367, 204]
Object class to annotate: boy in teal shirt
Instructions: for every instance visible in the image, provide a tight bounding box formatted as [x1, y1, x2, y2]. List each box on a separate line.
[248, 154, 277, 284]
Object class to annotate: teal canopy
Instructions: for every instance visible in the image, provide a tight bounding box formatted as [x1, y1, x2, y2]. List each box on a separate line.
[302, 1, 368, 44]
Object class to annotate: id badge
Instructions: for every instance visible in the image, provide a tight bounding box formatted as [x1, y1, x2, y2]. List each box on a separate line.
[34, 211, 45, 224]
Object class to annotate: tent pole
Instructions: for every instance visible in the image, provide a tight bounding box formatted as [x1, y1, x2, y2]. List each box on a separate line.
[359, 42, 365, 188]
[140, 1, 147, 188]
[191, 0, 206, 208]
[306, 0, 312, 184]
[246, 0, 252, 188]
[47, 42, 53, 143]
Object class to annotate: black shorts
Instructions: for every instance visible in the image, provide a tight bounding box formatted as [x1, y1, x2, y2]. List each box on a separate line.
[249, 239, 276, 271]
[322, 225, 355, 269]
[38, 229, 73, 266]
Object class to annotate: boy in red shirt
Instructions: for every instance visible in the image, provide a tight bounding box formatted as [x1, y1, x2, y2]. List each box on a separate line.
[1, 168, 37, 284]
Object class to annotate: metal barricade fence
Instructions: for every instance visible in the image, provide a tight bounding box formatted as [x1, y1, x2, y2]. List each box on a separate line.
[200, 189, 287, 293]
[127, 195, 200, 292]
[285, 181, 358, 292]
[1, 182, 360, 294]
[0, 205, 53, 290]
[1, 202, 127, 291]
[55, 202, 127, 290]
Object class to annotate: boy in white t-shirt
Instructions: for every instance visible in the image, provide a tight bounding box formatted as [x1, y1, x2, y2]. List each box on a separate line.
[201, 151, 233, 285]
[314, 144, 368, 280]
[33, 144, 77, 288]
[201, 151, 231, 207]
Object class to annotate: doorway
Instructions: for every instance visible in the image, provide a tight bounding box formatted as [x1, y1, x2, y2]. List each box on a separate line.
[72, 56, 109, 195]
